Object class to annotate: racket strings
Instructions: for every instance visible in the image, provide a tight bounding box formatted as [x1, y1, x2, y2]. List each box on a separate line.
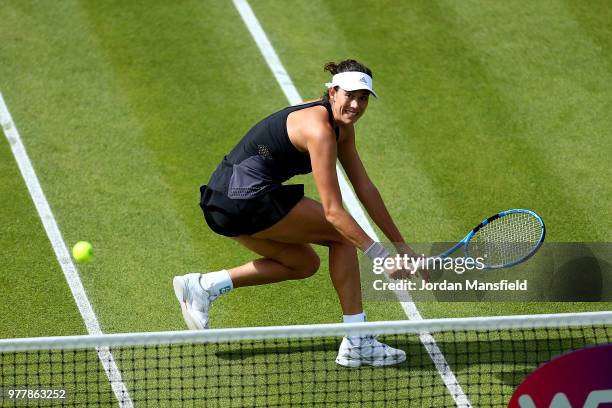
[468, 212, 543, 267]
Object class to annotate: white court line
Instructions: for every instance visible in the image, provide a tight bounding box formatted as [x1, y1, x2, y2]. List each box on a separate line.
[0, 93, 133, 408]
[232, 1, 472, 406]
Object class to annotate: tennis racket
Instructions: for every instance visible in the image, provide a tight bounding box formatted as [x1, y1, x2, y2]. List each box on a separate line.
[435, 209, 546, 269]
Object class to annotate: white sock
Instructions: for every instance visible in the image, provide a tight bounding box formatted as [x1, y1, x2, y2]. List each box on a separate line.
[343, 312, 366, 323]
[343, 312, 366, 343]
[200, 270, 233, 297]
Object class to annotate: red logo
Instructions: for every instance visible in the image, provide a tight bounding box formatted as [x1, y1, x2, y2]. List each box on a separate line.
[508, 344, 612, 407]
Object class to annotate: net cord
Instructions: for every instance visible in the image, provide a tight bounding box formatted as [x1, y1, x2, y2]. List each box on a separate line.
[1, 311, 610, 353]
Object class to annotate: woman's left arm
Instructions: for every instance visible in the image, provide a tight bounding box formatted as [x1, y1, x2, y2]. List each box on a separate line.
[337, 126, 418, 257]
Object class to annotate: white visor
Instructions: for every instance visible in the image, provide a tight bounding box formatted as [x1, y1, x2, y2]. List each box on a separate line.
[325, 71, 377, 97]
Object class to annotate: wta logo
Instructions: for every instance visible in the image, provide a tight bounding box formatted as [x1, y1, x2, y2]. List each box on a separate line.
[508, 344, 612, 408]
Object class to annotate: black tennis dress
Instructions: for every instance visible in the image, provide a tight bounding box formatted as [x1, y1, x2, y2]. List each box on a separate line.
[200, 100, 339, 237]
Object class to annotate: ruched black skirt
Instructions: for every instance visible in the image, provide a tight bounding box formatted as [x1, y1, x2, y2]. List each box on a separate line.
[199, 184, 304, 237]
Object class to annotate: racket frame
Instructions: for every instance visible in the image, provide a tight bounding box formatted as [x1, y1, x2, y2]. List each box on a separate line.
[436, 209, 546, 269]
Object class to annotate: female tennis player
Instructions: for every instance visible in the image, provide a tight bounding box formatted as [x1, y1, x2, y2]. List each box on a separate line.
[174, 59, 416, 367]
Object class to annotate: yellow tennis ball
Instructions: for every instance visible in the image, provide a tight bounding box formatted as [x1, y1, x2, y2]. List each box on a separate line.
[72, 241, 93, 263]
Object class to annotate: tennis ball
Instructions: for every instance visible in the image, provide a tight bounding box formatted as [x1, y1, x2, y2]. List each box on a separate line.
[72, 241, 93, 263]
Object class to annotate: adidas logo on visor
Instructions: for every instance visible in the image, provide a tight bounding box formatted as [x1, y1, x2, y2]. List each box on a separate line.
[359, 76, 368, 84]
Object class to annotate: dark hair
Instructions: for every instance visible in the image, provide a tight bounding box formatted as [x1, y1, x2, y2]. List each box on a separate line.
[321, 59, 373, 102]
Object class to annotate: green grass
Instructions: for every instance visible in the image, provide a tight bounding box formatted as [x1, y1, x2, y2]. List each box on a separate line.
[252, 0, 612, 318]
[254, 0, 612, 241]
[0, 125, 85, 338]
[0, 0, 611, 405]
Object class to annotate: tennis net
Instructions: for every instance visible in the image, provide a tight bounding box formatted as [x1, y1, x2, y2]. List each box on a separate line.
[0, 311, 610, 407]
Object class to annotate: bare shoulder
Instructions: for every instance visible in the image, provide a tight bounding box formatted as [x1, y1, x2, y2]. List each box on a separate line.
[302, 107, 335, 142]
[304, 105, 333, 130]
[288, 102, 328, 124]
[287, 104, 335, 151]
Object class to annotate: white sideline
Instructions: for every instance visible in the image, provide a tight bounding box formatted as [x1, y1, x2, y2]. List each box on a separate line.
[0, 93, 133, 408]
[231, 1, 472, 406]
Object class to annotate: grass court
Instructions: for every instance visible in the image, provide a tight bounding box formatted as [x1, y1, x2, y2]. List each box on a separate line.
[1, 1, 610, 406]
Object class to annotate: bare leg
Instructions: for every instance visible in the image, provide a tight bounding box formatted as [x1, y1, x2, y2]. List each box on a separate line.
[251, 197, 364, 315]
[328, 241, 362, 315]
[228, 237, 320, 288]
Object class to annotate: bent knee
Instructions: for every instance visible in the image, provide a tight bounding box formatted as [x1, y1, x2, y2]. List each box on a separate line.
[290, 250, 320, 279]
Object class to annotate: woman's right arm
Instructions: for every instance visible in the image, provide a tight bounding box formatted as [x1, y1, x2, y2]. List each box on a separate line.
[306, 124, 412, 278]
[306, 123, 373, 250]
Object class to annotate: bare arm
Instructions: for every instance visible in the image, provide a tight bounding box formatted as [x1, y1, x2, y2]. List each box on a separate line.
[337, 126, 418, 257]
[306, 124, 373, 250]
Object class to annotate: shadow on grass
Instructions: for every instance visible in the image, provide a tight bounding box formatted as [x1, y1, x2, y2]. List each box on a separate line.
[214, 326, 610, 391]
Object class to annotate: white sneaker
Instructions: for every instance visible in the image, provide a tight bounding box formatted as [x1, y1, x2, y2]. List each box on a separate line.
[335, 336, 406, 367]
[173, 273, 216, 330]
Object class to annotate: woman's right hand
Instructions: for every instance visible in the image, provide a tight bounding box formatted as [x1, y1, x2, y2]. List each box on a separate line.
[383, 255, 430, 282]
[378, 255, 418, 280]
